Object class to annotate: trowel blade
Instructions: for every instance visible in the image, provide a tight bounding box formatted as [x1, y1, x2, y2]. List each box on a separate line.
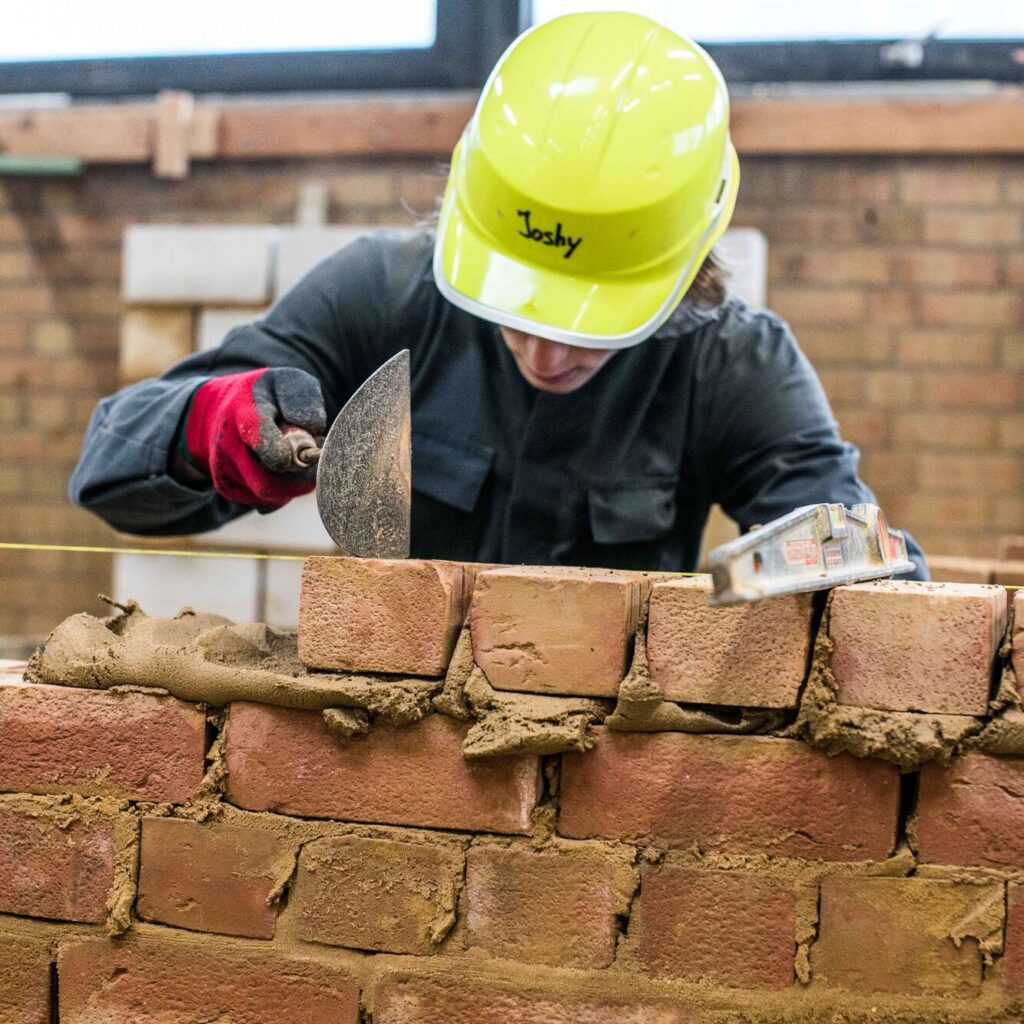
[316, 349, 411, 558]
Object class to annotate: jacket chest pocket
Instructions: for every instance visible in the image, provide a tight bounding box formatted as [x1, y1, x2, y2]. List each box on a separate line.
[410, 429, 495, 560]
[580, 477, 680, 570]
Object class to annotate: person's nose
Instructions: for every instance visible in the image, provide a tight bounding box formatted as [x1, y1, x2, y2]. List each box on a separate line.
[524, 337, 572, 375]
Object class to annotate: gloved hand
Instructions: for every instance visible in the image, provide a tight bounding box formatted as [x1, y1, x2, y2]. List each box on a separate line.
[180, 367, 327, 509]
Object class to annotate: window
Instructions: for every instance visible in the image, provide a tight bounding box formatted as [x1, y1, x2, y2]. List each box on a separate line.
[0, 0, 521, 95]
[532, 1, 1024, 82]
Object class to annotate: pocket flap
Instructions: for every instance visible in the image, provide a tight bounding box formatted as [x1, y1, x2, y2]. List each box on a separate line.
[588, 480, 677, 544]
[412, 430, 495, 513]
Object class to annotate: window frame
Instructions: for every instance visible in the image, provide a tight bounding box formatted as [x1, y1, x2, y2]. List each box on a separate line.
[0, 1, 1020, 95]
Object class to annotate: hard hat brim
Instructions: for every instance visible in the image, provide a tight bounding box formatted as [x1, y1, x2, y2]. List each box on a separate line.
[433, 146, 739, 351]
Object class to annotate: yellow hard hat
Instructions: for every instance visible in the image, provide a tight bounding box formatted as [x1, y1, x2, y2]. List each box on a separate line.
[433, 11, 739, 350]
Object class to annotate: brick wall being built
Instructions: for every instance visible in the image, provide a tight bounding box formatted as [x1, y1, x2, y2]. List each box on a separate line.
[3, 558, 1024, 1021]
[1, 150, 1023, 638]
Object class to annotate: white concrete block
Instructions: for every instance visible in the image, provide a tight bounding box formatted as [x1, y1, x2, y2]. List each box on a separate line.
[274, 225, 371, 298]
[120, 307, 194, 382]
[193, 492, 336, 553]
[123, 225, 277, 304]
[265, 558, 305, 630]
[112, 552, 260, 623]
[717, 227, 768, 309]
[196, 306, 269, 352]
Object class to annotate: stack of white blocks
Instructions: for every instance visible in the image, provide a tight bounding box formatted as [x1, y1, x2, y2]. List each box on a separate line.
[114, 224, 767, 628]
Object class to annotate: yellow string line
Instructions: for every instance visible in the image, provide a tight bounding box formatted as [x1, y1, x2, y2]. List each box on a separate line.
[0, 542, 308, 562]
[0, 542, 1017, 589]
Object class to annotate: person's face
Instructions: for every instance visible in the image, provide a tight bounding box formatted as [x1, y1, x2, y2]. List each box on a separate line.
[499, 327, 617, 394]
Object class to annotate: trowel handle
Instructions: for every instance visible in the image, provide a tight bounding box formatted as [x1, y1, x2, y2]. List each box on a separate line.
[282, 426, 323, 470]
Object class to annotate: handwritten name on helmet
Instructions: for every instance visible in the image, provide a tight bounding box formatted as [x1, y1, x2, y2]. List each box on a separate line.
[517, 210, 581, 259]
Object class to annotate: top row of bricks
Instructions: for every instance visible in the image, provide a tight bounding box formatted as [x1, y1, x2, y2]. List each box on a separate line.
[298, 557, 1008, 717]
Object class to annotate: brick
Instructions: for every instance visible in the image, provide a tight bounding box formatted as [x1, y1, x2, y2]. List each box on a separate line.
[769, 287, 866, 326]
[899, 165, 1002, 206]
[815, 367, 866, 406]
[897, 329, 996, 367]
[893, 411, 996, 449]
[0, 680, 206, 802]
[137, 817, 291, 939]
[464, 843, 634, 969]
[631, 866, 796, 988]
[923, 209, 1021, 247]
[299, 556, 467, 676]
[836, 409, 888, 447]
[273, 225, 370, 297]
[926, 555, 994, 584]
[559, 730, 899, 860]
[859, 452, 917, 490]
[918, 453, 1021, 493]
[772, 247, 891, 286]
[829, 580, 1005, 715]
[373, 971, 692, 1024]
[225, 704, 539, 833]
[893, 250, 1000, 287]
[58, 930, 360, 1024]
[886, 491, 992, 530]
[646, 576, 811, 709]
[292, 834, 463, 954]
[919, 371, 1019, 409]
[864, 370, 917, 408]
[1000, 417, 1024, 449]
[119, 307, 194, 383]
[0, 929, 50, 1024]
[813, 876, 996, 995]
[796, 327, 891, 366]
[862, 207, 923, 245]
[1003, 882, 1024, 997]
[195, 306, 267, 352]
[122, 225, 275, 303]
[470, 566, 646, 698]
[921, 291, 1023, 329]
[1007, 253, 1024, 287]
[866, 291, 917, 327]
[1001, 537, 1024, 560]
[917, 753, 1024, 869]
[0, 798, 116, 923]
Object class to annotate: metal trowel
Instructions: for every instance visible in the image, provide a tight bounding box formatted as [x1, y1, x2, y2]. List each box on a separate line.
[283, 349, 411, 558]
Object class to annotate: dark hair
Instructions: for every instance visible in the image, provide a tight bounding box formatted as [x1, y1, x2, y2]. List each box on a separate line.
[683, 249, 728, 309]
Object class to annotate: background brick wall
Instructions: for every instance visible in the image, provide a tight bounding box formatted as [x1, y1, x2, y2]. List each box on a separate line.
[1, 152, 1022, 639]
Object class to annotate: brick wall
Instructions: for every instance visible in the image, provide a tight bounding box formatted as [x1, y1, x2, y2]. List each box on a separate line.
[5, 560, 1024, 1020]
[1, 151, 1022, 639]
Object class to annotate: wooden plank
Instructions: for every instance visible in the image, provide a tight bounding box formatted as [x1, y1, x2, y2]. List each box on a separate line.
[216, 97, 476, 158]
[153, 91, 194, 179]
[731, 96, 1024, 154]
[0, 104, 152, 162]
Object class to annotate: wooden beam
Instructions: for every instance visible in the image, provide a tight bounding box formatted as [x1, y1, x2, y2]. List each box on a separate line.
[215, 97, 475, 159]
[1, 94, 1023, 168]
[731, 96, 1024, 155]
[153, 91, 194, 179]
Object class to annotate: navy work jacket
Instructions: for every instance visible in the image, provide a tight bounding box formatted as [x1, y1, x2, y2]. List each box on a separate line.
[71, 229, 927, 578]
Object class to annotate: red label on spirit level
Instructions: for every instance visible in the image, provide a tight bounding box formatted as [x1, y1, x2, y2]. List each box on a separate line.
[824, 542, 845, 568]
[785, 538, 819, 566]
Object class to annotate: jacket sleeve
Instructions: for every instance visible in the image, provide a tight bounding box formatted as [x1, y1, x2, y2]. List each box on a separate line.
[696, 305, 929, 580]
[70, 233, 411, 536]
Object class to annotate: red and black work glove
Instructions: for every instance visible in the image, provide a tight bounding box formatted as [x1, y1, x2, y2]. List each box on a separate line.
[179, 367, 326, 510]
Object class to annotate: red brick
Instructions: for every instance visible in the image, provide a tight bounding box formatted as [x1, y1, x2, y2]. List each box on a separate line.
[921, 291, 1023, 329]
[773, 247, 891, 286]
[864, 370, 918, 408]
[899, 165, 1002, 206]
[1002, 881, 1024, 997]
[291, 834, 464, 954]
[896, 329, 996, 367]
[813, 876, 996, 995]
[373, 971, 692, 1024]
[0, 929, 50, 1024]
[917, 753, 1024, 869]
[225, 704, 539, 833]
[835, 409, 888, 448]
[58, 930, 360, 1024]
[893, 249, 1000, 287]
[137, 817, 290, 939]
[0, 798, 116, 923]
[815, 367, 866, 406]
[892, 411, 996, 449]
[926, 555, 994, 584]
[923, 209, 1021, 247]
[829, 580, 1005, 714]
[559, 730, 899, 860]
[0, 680, 206, 802]
[631, 866, 796, 988]
[918, 453, 1021, 493]
[1002, 537, 1024, 560]
[464, 843, 634, 969]
[646, 577, 812, 709]
[797, 327, 892, 366]
[298, 556, 467, 676]
[769, 288, 867, 326]
[470, 566, 646, 697]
